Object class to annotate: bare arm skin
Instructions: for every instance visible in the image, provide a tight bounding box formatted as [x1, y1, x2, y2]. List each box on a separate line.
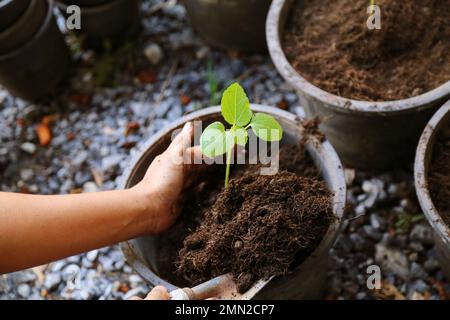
[0, 122, 201, 274]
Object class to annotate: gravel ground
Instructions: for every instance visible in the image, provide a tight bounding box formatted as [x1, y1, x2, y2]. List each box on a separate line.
[0, 0, 448, 300]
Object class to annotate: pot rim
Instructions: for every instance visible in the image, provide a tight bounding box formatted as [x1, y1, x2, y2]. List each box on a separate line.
[414, 100, 450, 246]
[266, 0, 450, 114]
[0, 0, 54, 60]
[57, 0, 131, 14]
[120, 104, 346, 290]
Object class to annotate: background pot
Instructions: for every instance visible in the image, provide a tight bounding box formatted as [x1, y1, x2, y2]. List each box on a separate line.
[0, 0, 71, 101]
[181, 0, 271, 52]
[415, 100, 450, 280]
[0, 0, 30, 31]
[57, 0, 140, 40]
[266, 0, 450, 169]
[0, 0, 45, 55]
[120, 105, 346, 299]
[58, 0, 109, 6]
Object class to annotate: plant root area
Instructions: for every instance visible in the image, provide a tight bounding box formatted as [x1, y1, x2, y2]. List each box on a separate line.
[176, 145, 334, 293]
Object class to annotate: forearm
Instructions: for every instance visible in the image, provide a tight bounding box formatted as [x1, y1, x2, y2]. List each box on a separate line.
[0, 189, 152, 274]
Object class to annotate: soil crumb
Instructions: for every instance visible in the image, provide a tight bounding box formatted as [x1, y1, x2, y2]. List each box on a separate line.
[429, 126, 450, 226]
[176, 145, 334, 293]
[283, 0, 450, 101]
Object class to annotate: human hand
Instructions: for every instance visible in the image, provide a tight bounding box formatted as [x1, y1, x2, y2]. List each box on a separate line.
[131, 122, 204, 234]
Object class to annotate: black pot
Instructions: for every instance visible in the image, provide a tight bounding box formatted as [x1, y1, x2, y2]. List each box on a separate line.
[181, 0, 272, 52]
[0, 0, 72, 100]
[0, 0, 30, 31]
[0, 0, 45, 55]
[57, 0, 140, 40]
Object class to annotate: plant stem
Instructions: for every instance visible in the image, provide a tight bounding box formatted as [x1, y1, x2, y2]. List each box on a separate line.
[224, 148, 232, 188]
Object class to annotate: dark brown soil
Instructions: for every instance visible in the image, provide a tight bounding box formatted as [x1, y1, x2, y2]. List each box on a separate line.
[429, 126, 450, 226]
[176, 144, 334, 293]
[283, 0, 450, 101]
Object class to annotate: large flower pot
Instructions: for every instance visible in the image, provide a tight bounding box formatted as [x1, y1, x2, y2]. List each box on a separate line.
[57, 0, 140, 40]
[0, 0, 30, 31]
[266, 0, 450, 169]
[120, 105, 346, 299]
[181, 0, 272, 52]
[415, 100, 450, 280]
[0, 0, 71, 101]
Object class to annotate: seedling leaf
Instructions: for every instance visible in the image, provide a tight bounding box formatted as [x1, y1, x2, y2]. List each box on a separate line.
[221, 83, 252, 126]
[250, 113, 283, 141]
[200, 121, 228, 158]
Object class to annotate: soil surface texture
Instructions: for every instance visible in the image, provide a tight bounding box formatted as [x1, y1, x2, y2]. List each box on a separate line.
[176, 144, 334, 293]
[283, 0, 450, 101]
[429, 126, 450, 226]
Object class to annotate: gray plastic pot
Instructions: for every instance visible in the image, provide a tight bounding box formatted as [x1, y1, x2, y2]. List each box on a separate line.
[266, 0, 450, 169]
[0, 0, 30, 31]
[57, 0, 140, 40]
[120, 105, 346, 299]
[0, 0, 71, 101]
[0, 0, 45, 55]
[415, 100, 450, 280]
[181, 0, 272, 52]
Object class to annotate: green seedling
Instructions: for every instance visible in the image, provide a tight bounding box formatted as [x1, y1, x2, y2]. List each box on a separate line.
[200, 82, 283, 187]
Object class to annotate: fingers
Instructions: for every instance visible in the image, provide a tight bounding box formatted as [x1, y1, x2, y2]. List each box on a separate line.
[167, 122, 194, 165]
[145, 285, 170, 300]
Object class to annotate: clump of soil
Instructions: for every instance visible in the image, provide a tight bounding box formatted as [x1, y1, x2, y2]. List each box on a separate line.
[176, 144, 334, 293]
[283, 0, 450, 101]
[429, 126, 450, 226]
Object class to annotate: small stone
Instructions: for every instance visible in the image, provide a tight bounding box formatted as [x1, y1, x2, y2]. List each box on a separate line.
[72, 150, 89, 166]
[410, 224, 434, 245]
[44, 273, 61, 291]
[144, 43, 164, 65]
[375, 244, 410, 280]
[20, 142, 36, 154]
[101, 154, 123, 173]
[410, 262, 427, 279]
[123, 286, 147, 300]
[409, 279, 429, 293]
[423, 258, 440, 273]
[86, 249, 99, 262]
[17, 284, 31, 298]
[20, 168, 34, 181]
[83, 181, 98, 193]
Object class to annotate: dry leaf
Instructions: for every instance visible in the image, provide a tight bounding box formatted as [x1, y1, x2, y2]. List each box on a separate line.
[373, 281, 405, 300]
[36, 123, 52, 146]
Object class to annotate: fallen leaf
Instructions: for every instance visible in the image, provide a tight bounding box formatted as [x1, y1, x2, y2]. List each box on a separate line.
[431, 279, 449, 300]
[277, 99, 288, 110]
[121, 141, 136, 149]
[68, 94, 92, 107]
[66, 132, 76, 141]
[118, 283, 129, 293]
[125, 122, 140, 136]
[36, 123, 52, 146]
[373, 281, 405, 300]
[180, 94, 191, 106]
[137, 70, 156, 84]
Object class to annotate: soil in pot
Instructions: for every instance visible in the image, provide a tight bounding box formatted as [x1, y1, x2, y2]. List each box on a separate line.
[429, 126, 450, 226]
[162, 142, 334, 293]
[282, 0, 450, 101]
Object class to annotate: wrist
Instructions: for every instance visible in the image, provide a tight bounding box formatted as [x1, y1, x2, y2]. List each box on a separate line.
[125, 185, 157, 235]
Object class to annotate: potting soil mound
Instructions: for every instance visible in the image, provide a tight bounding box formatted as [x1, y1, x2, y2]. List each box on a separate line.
[283, 0, 450, 101]
[176, 145, 334, 293]
[429, 126, 450, 226]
